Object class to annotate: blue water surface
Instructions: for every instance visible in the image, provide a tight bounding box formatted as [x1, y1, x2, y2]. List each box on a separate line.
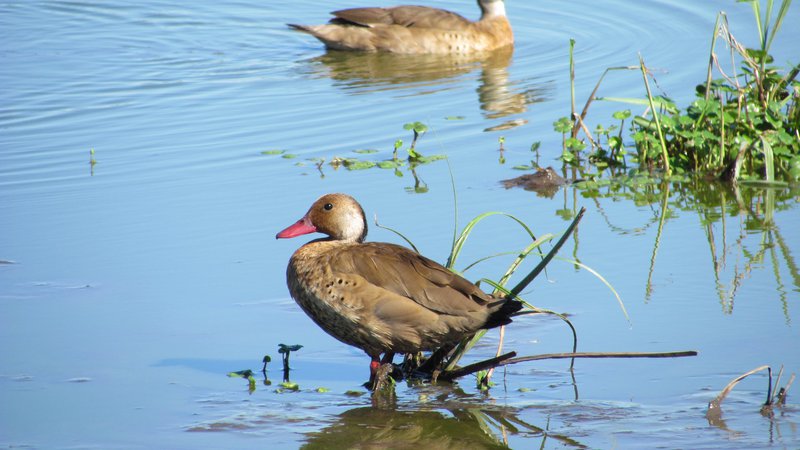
[1, 1, 799, 448]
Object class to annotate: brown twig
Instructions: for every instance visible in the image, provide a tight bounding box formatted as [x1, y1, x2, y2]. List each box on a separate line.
[572, 113, 599, 149]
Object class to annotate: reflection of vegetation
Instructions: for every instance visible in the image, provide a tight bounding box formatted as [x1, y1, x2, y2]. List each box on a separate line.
[557, 0, 799, 182]
[580, 177, 799, 319]
[688, 181, 798, 320]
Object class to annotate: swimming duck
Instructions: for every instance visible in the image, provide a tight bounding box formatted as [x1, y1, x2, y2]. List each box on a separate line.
[288, 0, 513, 54]
[276, 193, 522, 385]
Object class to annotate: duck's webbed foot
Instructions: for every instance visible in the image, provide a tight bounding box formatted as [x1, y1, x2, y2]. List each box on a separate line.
[365, 353, 401, 390]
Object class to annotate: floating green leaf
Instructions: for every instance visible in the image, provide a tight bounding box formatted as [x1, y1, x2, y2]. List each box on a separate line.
[343, 159, 376, 170]
[227, 370, 254, 379]
[278, 344, 303, 353]
[279, 381, 299, 390]
[377, 160, 403, 169]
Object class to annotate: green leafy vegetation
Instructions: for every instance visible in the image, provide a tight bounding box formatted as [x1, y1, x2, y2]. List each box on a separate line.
[89, 148, 97, 176]
[561, 0, 799, 183]
[227, 369, 257, 392]
[278, 343, 303, 371]
[260, 121, 446, 191]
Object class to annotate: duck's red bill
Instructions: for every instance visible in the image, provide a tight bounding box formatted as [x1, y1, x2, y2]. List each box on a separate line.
[276, 218, 317, 239]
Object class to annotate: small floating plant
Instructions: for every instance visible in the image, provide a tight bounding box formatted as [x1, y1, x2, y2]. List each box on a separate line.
[260, 121, 447, 186]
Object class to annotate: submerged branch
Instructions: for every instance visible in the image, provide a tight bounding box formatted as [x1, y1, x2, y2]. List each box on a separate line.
[500, 351, 698, 366]
[438, 351, 517, 382]
[437, 350, 698, 382]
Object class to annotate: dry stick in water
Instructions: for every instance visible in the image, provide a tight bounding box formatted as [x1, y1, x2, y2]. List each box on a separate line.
[440, 350, 698, 382]
[484, 323, 507, 385]
[777, 373, 796, 405]
[707, 364, 770, 423]
[501, 351, 698, 365]
[706, 364, 796, 423]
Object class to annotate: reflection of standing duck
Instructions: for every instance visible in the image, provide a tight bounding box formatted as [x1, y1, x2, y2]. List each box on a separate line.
[276, 193, 522, 386]
[302, 406, 512, 449]
[289, 0, 512, 54]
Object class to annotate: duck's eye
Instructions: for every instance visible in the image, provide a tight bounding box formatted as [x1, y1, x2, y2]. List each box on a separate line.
[323, 203, 333, 211]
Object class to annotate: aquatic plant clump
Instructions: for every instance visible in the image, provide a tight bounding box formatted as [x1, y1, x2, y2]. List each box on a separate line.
[562, 0, 799, 183]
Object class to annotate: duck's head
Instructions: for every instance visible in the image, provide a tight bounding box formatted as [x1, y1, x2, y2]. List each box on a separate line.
[276, 193, 368, 243]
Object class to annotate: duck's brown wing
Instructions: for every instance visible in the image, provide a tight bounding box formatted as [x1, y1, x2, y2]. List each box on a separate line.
[328, 242, 495, 318]
[330, 6, 472, 30]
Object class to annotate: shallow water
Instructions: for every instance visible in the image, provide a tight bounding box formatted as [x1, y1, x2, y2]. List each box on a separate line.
[1, 0, 799, 448]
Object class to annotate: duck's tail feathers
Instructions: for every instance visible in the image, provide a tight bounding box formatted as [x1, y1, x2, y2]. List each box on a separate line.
[288, 24, 313, 34]
[484, 298, 524, 329]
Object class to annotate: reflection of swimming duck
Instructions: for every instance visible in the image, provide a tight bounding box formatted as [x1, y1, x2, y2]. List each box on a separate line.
[276, 193, 522, 386]
[288, 0, 512, 54]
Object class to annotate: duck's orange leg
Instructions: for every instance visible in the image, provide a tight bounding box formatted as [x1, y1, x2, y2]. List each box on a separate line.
[368, 356, 381, 386]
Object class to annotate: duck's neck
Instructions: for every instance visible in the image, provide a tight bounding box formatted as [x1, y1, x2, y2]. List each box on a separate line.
[335, 211, 368, 243]
[479, 0, 506, 18]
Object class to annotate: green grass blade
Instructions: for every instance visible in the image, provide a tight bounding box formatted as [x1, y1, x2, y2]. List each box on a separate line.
[445, 330, 488, 370]
[373, 215, 420, 254]
[496, 234, 555, 288]
[746, 0, 766, 50]
[639, 54, 671, 176]
[558, 257, 630, 324]
[765, 0, 775, 53]
[461, 251, 522, 274]
[446, 157, 459, 262]
[447, 212, 539, 270]
[766, 0, 793, 54]
[570, 38, 576, 134]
